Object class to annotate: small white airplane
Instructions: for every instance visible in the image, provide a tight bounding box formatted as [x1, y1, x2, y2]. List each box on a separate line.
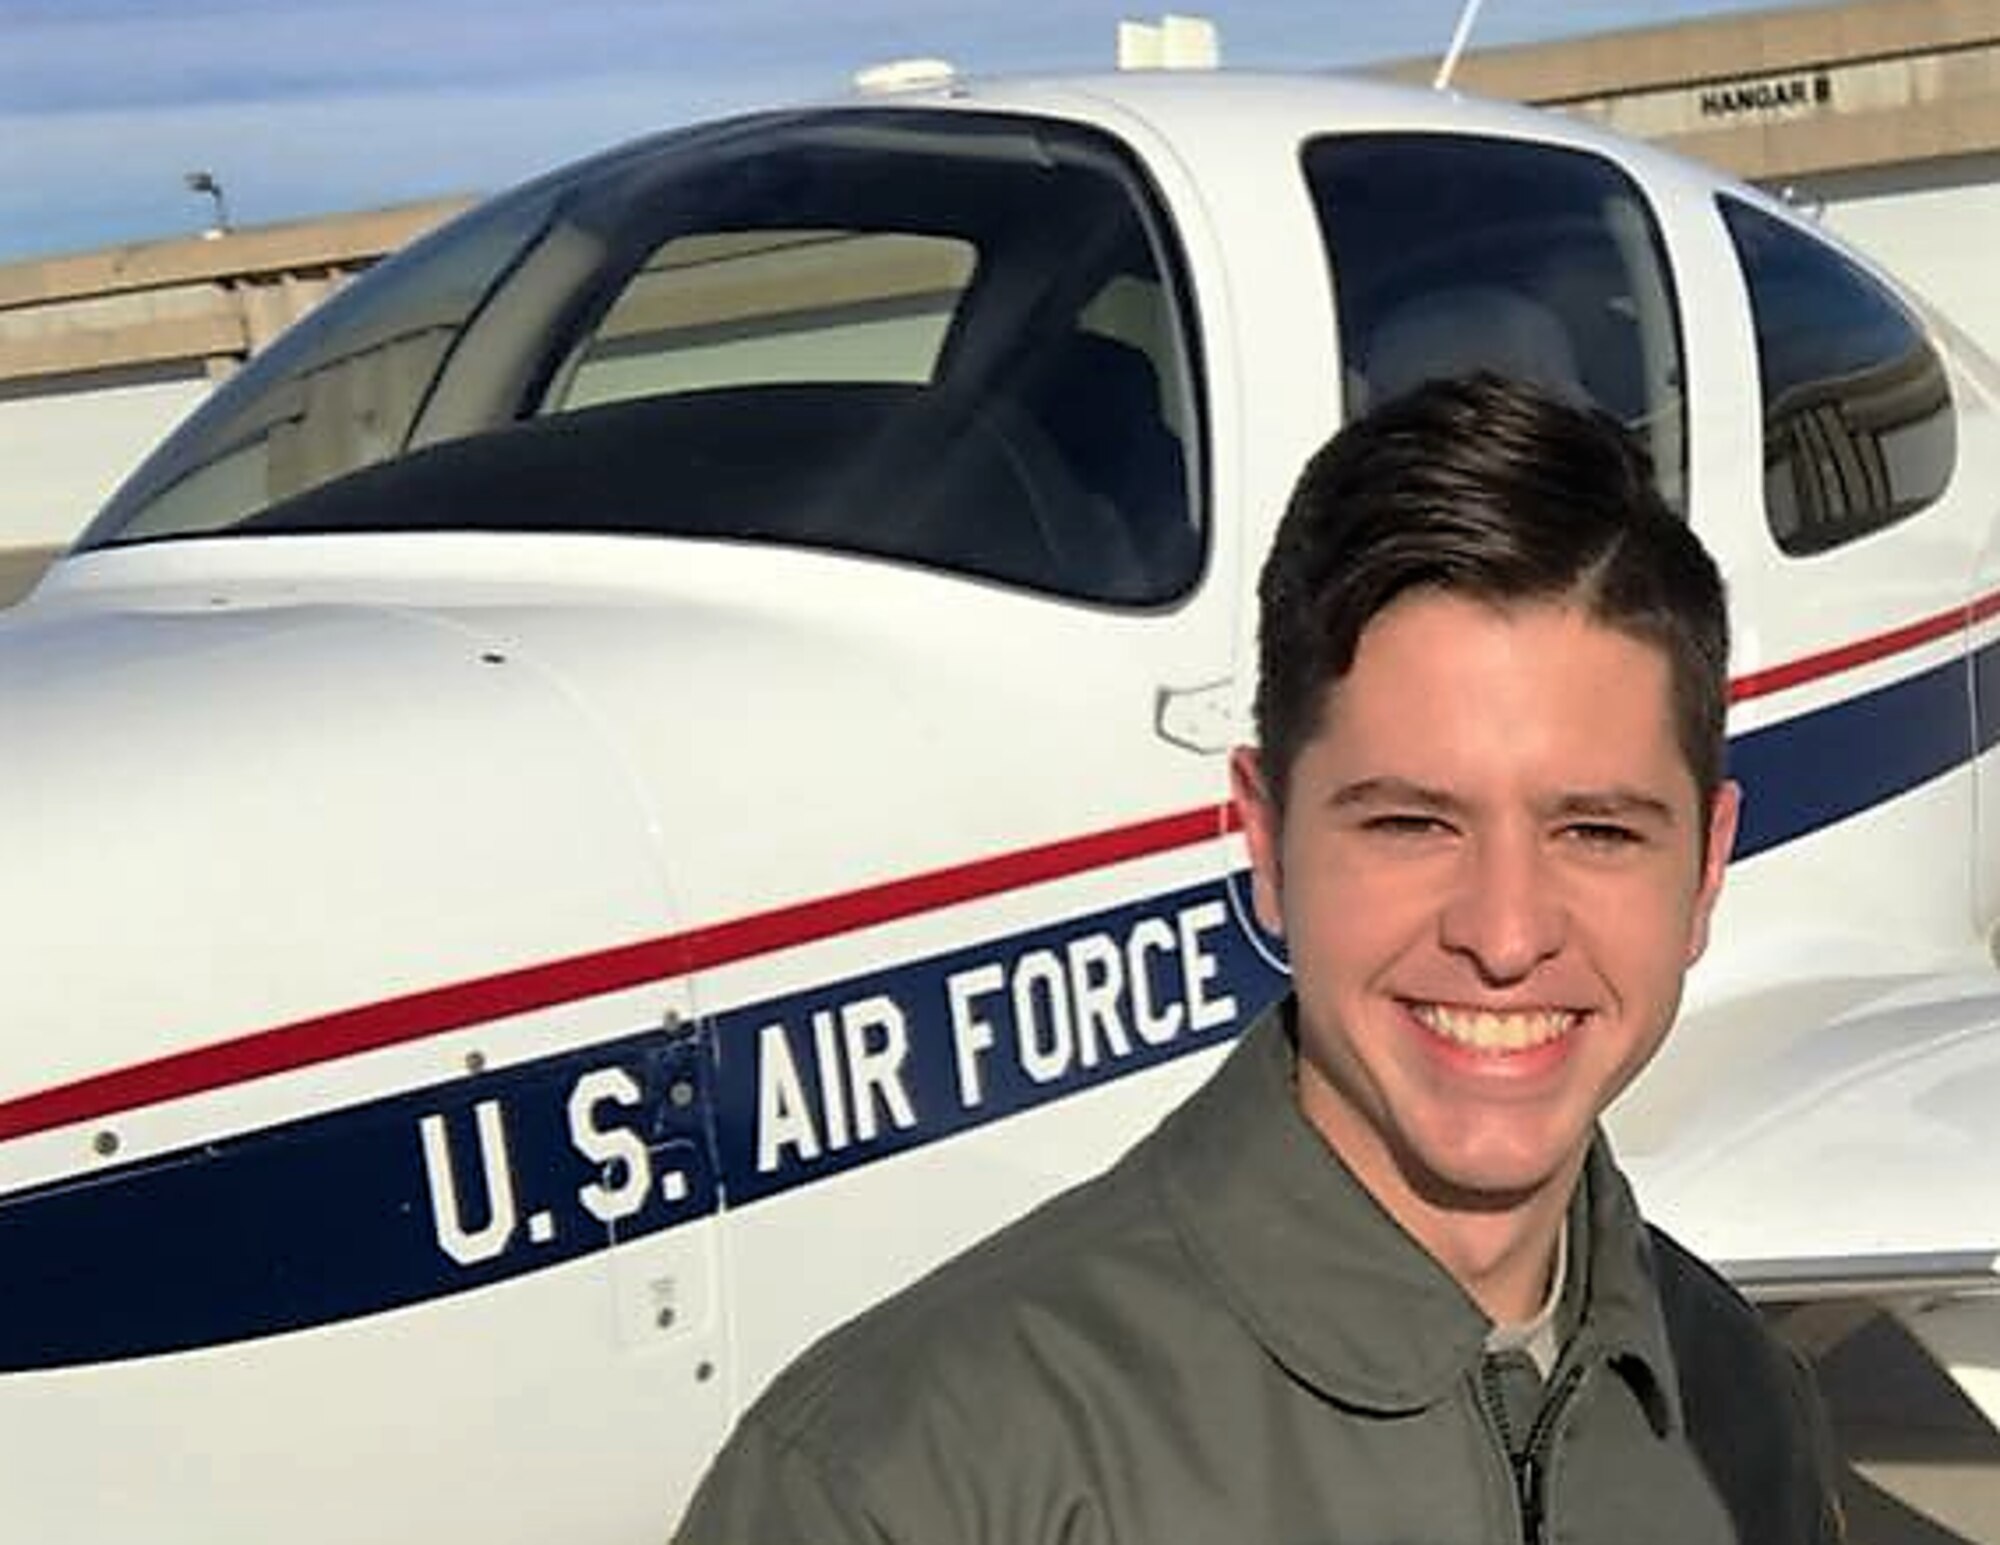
[2, 66, 1998, 1543]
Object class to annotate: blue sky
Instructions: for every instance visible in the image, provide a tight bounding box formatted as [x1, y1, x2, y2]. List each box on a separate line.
[0, 0, 1821, 264]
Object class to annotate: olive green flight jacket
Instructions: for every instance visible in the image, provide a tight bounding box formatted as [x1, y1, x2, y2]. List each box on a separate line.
[675, 1000, 1842, 1544]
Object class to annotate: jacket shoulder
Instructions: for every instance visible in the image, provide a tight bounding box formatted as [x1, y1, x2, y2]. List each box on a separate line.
[729, 1139, 1199, 1513]
[1646, 1226, 1846, 1545]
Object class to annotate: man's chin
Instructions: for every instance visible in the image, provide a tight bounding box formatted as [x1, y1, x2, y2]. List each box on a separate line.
[1395, 1140, 1579, 1216]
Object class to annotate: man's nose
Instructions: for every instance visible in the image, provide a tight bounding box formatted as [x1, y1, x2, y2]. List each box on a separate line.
[1438, 829, 1567, 983]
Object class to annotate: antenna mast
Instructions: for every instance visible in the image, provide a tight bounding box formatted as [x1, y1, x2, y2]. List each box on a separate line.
[1434, 0, 1488, 90]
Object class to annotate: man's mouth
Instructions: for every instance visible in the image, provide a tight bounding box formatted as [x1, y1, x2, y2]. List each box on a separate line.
[1409, 1003, 1582, 1053]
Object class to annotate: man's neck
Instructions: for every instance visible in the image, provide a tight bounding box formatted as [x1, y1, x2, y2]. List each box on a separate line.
[1418, 1191, 1573, 1325]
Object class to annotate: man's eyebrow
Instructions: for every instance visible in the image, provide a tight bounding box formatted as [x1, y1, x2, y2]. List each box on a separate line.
[1323, 781, 1681, 826]
[1326, 777, 1468, 815]
[1545, 789, 1679, 826]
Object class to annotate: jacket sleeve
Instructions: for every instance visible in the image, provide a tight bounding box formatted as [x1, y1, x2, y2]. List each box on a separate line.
[1648, 1226, 1848, 1544]
[673, 1415, 897, 1545]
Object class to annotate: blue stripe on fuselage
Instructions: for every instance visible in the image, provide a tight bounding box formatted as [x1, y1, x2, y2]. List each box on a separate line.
[1730, 640, 1989, 858]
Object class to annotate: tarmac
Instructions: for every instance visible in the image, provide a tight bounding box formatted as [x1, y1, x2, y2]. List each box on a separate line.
[1811, 1309, 2000, 1543]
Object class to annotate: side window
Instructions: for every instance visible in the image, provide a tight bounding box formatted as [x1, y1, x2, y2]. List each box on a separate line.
[1719, 197, 1954, 555]
[1303, 134, 1688, 512]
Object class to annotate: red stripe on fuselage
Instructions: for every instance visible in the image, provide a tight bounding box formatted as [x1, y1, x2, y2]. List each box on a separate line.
[1731, 590, 2000, 703]
[0, 805, 1237, 1144]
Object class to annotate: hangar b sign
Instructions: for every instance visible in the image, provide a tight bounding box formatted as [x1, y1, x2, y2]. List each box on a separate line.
[1698, 71, 1833, 119]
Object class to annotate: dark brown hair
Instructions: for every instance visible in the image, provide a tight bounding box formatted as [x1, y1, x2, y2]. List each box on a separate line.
[1254, 373, 1729, 808]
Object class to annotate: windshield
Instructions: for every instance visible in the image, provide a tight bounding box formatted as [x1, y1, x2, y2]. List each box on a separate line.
[84, 112, 1207, 608]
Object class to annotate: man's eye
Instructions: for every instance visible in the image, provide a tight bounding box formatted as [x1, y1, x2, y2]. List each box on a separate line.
[1564, 822, 1643, 848]
[1366, 814, 1449, 837]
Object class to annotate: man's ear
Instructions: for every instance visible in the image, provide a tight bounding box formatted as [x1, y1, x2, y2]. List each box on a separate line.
[1687, 778, 1741, 964]
[1230, 745, 1286, 938]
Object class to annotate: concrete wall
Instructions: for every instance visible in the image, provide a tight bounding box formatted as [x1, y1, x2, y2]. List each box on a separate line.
[0, 373, 210, 551]
[1797, 154, 2000, 362]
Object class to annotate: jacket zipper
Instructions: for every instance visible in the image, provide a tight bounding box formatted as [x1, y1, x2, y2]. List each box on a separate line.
[1481, 1360, 1585, 1545]
[1519, 1365, 1585, 1545]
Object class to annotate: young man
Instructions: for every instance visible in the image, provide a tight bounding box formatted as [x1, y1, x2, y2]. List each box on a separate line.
[675, 374, 1844, 1544]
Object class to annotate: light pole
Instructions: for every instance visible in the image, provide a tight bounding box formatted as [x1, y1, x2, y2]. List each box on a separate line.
[184, 169, 231, 237]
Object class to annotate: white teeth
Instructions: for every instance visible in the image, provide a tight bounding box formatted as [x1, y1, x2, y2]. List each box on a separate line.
[1412, 1004, 1578, 1052]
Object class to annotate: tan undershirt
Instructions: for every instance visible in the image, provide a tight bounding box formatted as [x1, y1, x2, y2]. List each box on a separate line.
[1482, 1219, 1568, 1379]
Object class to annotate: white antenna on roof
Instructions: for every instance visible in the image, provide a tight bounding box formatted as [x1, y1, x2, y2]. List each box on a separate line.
[1433, 0, 1489, 90]
[853, 58, 957, 94]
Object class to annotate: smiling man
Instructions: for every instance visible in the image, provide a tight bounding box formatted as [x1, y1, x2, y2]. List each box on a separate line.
[675, 374, 1844, 1545]
[1236, 376, 1744, 1340]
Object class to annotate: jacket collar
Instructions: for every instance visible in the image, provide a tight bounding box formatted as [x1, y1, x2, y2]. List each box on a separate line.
[1152, 998, 1682, 1429]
